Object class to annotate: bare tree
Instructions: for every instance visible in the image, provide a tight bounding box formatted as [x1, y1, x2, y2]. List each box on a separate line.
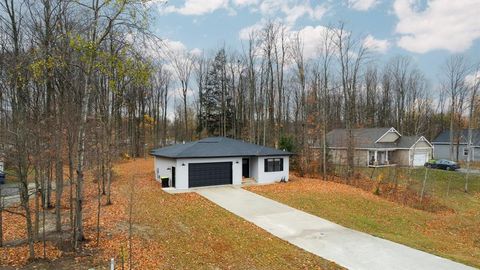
[0, 0, 36, 259]
[442, 55, 471, 161]
[464, 63, 480, 192]
[166, 49, 194, 140]
[318, 26, 335, 179]
[333, 23, 369, 179]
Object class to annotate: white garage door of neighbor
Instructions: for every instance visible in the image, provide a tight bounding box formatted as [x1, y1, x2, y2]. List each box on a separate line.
[413, 152, 428, 166]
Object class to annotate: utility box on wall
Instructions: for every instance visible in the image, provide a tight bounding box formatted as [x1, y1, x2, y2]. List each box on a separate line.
[0, 161, 4, 172]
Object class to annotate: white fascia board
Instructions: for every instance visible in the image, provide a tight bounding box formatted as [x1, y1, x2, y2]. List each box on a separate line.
[409, 136, 434, 150]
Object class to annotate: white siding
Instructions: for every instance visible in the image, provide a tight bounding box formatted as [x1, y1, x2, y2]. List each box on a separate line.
[175, 157, 243, 190]
[154, 155, 291, 189]
[253, 156, 290, 184]
[154, 157, 176, 181]
[414, 141, 431, 148]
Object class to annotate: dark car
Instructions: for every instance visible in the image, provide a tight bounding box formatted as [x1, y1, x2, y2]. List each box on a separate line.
[0, 171, 5, 185]
[424, 159, 460, 171]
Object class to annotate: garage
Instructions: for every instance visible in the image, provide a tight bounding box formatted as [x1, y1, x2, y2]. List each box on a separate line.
[151, 137, 293, 190]
[188, 162, 232, 188]
[413, 151, 428, 166]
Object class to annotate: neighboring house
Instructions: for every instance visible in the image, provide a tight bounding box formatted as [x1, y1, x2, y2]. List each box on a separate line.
[150, 137, 292, 189]
[326, 127, 433, 167]
[432, 129, 480, 161]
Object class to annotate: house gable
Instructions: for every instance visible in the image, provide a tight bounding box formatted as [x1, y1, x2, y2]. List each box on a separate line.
[411, 136, 433, 149]
[375, 128, 401, 143]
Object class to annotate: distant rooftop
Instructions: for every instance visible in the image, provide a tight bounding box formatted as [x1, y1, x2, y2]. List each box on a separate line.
[150, 137, 293, 159]
[326, 127, 428, 149]
[432, 129, 480, 145]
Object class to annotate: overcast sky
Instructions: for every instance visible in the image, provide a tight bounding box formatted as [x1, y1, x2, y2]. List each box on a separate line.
[149, 0, 480, 87]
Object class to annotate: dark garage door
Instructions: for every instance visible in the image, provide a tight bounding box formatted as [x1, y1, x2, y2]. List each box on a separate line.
[188, 162, 232, 188]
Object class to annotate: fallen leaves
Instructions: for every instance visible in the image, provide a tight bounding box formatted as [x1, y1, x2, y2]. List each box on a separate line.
[0, 242, 62, 267]
[1, 158, 342, 269]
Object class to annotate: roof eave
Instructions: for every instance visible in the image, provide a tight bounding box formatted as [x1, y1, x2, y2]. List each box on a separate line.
[150, 153, 294, 159]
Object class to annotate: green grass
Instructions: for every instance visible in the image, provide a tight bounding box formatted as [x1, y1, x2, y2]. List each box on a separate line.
[248, 170, 480, 268]
[340, 165, 480, 201]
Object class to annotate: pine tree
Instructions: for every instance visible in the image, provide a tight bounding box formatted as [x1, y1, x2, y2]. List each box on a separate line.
[199, 49, 234, 136]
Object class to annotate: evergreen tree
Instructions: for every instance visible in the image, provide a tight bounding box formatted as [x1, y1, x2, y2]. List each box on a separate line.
[199, 49, 234, 136]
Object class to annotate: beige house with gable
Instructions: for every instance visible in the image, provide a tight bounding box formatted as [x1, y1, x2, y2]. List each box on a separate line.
[326, 127, 433, 167]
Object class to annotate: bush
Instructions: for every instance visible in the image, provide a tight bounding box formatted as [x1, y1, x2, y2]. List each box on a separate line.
[278, 135, 295, 152]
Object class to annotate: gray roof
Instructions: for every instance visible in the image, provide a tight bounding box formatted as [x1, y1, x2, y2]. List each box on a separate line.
[327, 128, 392, 148]
[397, 136, 422, 148]
[432, 129, 480, 145]
[150, 137, 293, 159]
[326, 128, 428, 149]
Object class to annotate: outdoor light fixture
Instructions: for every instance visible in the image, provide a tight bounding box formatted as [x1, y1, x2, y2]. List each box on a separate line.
[167, 168, 171, 171]
[182, 163, 186, 166]
[236, 161, 239, 164]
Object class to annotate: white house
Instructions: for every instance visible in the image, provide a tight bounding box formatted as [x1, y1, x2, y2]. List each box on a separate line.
[150, 137, 292, 190]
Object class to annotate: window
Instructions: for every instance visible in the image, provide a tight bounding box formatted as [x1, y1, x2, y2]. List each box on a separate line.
[264, 158, 283, 172]
[464, 148, 469, 156]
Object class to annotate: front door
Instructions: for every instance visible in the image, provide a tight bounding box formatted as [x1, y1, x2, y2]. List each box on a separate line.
[242, 158, 249, 178]
[171, 167, 176, 188]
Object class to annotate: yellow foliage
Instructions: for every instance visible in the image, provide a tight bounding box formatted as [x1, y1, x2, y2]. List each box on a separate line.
[143, 114, 155, 125]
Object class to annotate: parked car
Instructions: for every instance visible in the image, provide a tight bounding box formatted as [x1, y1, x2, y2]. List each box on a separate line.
[0, 171, 5, 184]
[424, 159, 460, 171]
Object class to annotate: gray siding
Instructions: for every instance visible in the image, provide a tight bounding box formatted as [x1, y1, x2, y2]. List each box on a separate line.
[390, 150, 410, 166]
[330, 149, 369, 166]
[434, 144, 480, 161]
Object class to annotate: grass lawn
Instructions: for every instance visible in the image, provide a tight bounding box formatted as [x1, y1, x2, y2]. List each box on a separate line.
[247, 169, 480, 268]
[101, 159, 341, 269]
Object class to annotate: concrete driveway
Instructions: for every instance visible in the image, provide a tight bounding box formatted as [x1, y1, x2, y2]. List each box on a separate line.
[197, 187, 474, 270]
[0, 183, 36, 207]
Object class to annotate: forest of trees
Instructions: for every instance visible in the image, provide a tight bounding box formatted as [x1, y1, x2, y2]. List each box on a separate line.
[0, 0, 479, 261]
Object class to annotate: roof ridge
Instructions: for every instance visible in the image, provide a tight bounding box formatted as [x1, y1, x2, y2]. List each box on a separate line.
[175, 140, 199, 156]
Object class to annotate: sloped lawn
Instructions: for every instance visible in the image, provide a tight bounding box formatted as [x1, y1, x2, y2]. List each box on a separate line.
[0, 159, 341, 270]
[247, 175, 480, 268]
[112, 159, 340, 269]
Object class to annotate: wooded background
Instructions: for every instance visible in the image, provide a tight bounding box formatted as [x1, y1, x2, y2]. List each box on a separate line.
[0, 0, 479, 260]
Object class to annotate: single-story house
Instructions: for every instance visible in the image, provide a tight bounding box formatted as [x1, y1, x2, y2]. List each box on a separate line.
[150, 137, 292, 190]
[432, 129, 480, 161]
[326, 127, 433, 167]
